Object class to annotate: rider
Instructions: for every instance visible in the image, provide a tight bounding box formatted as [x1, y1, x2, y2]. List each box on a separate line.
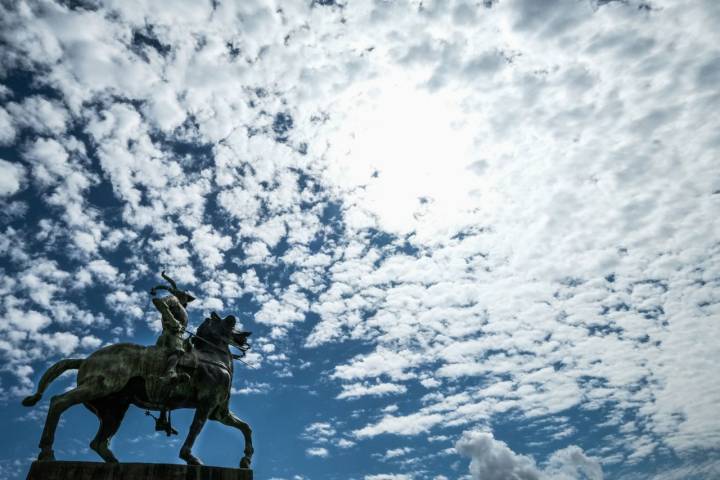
[150, 271, 195, 382]
[150, 271, 195, 434]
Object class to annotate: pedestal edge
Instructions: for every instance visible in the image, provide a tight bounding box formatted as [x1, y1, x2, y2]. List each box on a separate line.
[26, 460, 253, 480]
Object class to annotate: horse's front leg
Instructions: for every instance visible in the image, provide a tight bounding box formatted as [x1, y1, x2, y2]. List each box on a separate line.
[179, 406, 210, 466]
[211, 408, 253, 468]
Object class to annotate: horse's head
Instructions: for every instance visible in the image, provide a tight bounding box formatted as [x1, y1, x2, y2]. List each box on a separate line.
[196, 312, 251, 353]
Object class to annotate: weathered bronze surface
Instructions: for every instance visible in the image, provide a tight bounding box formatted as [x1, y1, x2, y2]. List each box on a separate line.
[21, 272, 254, 469]
[26, 461, 253, 480]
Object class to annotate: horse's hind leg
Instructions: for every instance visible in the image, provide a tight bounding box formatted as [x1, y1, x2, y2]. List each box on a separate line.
[211, 408, 254, 468]
[38, 384, 101, 461]
[86, 400, 130, 463]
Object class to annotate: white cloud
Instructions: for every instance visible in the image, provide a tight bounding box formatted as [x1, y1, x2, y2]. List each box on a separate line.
[455, 430, 602, 480]
[364, 475, 412, 480]
[303, 422, 336, 441]
[384, 447, 413, 459]
[243, 241, 271, 265]
[231, 382, 271, 396]
[0, 107, 16, 145]
[7, 95, 69, 135]
[457, 431, 541, 480]
[144, 84, 186, 132]
[641, 458, 720, 480]
[80, 335, 102, 350]
[36, 331, 80, 357]
[337, 438, 356, 449]
[3, 300, 50, 333]
[191, 225, 232, 269]
[419, 377, 440, 389]
[106, 290, 146, 321]
[86, 259, 120, 284]
[331, 348, 422, 382]
[22, 138, 71, 186]
[337, 381, 407, 400]
[253, 217, 287, 249]
[254, 289, 309, 335]
[306, 447, 329, 458]
[544, 445, 604, 480]
[0, 159, 26, 197]
[354, 412, 445, 439]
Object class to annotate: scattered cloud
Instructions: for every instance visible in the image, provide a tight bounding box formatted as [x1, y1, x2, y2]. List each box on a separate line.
[0, 0, 717, 478]
[337, 381, 407, 400]
[306, 447, 329, 458]
[0, 159, 26, 197]
[231, 382, 271, 396]
[302, 422, 337, 443]
[365, 475, 412, 480]
[383, 447, 413, 460]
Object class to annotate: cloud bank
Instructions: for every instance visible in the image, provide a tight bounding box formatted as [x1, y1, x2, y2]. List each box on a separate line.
[456, 430, 602, 480]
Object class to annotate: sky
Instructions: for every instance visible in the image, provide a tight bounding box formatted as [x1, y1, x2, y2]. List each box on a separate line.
[0, 0, 719, 479]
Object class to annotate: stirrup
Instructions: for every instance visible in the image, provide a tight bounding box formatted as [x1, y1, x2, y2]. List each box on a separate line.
[147, 410, 179, 437]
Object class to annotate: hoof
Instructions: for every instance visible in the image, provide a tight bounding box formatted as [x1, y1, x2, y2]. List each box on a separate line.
[38, 449, 55, 462]
[91, 441, 119, 463]
[22, 394, 42, 407]
[180, 448, 203, 466]
[240, 456, 251, 469]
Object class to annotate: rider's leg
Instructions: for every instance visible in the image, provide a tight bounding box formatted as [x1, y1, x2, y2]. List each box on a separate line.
[163, 351, 181, 379]
[156, 409, 169, 431]
[155, 408, 178, 436]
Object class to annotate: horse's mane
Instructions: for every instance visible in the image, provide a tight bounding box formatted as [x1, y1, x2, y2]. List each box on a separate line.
[192, 318, 214, 348]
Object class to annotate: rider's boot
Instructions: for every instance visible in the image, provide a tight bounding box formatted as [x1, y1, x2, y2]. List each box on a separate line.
[155, 409, 178, 436]
[159, 353, 181, 384]
[155, 409, 169, 432]
[161, 351, 191, 383]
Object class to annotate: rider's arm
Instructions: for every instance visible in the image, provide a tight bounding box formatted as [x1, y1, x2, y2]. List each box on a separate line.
[152, 296, 184, 333]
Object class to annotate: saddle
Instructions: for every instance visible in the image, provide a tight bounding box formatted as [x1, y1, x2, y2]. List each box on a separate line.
[143, 347, 199, 436]
[178, 349, 198, 370]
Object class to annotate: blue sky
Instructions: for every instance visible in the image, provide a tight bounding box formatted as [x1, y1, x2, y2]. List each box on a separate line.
[1, 0, 719, 479]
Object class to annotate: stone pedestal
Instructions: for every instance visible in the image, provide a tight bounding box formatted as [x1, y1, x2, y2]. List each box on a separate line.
[26, 461, 253, 480]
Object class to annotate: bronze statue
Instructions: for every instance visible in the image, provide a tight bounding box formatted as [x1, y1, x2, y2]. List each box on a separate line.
[21, 273, 254, 469]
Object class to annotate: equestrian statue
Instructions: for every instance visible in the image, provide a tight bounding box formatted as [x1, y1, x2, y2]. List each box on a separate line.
[20, 272, 254, 468]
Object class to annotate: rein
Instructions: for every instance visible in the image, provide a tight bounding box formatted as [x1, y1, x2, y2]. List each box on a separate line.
[198, 357, 234, 376]
[183, 329, 250, 365]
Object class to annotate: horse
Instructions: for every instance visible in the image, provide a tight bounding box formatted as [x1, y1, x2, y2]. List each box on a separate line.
[21, 313, 254, 468]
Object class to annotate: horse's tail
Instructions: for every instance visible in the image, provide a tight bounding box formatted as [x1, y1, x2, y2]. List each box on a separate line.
[21, 358, 84, 407]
